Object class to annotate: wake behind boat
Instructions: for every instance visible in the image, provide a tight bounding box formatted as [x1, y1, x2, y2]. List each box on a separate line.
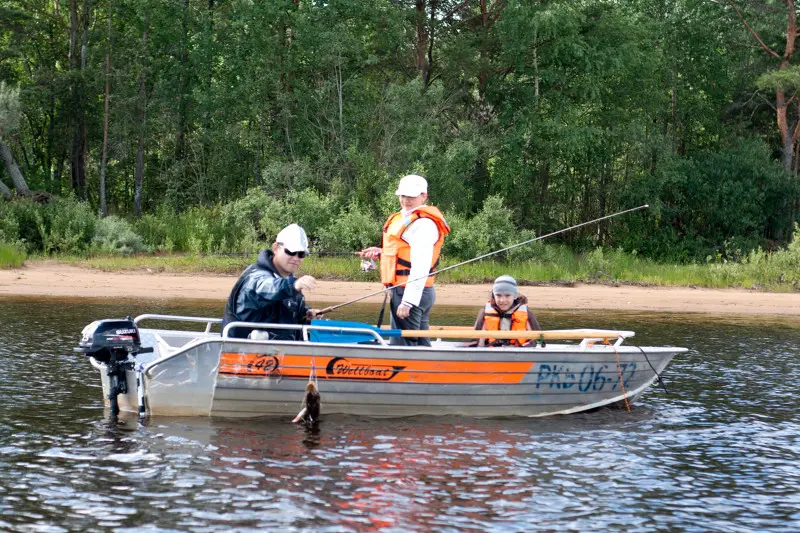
[75, 315, 686, 419]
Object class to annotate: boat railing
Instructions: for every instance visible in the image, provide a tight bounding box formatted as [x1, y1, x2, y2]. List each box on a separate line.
[221, 321, 388, 345]
[130, 314, 634, 350]
[135, 314, 222, 333]
[578, 333, 631, 349]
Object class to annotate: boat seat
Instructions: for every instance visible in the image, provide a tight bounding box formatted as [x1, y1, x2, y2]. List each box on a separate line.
[152, 333, 180, 357]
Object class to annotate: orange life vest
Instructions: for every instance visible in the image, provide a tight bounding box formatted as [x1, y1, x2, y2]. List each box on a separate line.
[482, 300, 530, 346]
[380, 206, 450, 288]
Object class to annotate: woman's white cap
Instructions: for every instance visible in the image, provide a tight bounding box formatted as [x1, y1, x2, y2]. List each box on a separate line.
[395, 174, 428, 197]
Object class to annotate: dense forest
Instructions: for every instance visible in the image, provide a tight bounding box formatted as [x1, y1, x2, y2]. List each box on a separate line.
[1, 0, 799, 262]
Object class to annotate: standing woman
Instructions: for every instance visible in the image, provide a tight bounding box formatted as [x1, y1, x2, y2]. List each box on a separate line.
[359, 174, 450, 346]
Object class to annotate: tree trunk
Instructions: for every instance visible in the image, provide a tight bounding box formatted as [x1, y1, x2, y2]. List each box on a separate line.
[278, 0, 299, 93]
[46, 93, 55, 189]
[336, 59, 345, 156]
[0, 138, 31, 195]
[99, 0, 112, 217]
[415, 0, 430, 84]
[537, 160, 549, 234]
[0, 178, 11, 201]
[80, 0, 89, 198]
[68, 0, 87, 198]
[175, 0, 190, 163]
[776, 87, 794, 171]
[134, 6, 150, 217]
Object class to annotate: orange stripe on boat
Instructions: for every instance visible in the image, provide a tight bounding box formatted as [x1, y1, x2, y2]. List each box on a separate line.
[219, 352, 533, 384]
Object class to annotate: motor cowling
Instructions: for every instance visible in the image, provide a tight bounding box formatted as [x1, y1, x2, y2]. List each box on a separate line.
[74, 317, 143, 364]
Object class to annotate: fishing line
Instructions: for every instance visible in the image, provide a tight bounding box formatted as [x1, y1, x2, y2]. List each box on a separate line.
[635, 345, 669, 394]
[318, 204, 649, 315]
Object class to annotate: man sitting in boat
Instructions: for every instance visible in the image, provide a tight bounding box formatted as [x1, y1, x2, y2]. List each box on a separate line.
[222, 224, 321, 340]
[472, 275, 541, 347]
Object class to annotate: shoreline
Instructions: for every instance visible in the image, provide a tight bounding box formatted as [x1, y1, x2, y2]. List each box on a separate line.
[1, 260, 799, 316]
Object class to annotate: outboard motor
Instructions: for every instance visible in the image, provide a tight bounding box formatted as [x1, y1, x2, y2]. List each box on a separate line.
[75, 317, 152, 414]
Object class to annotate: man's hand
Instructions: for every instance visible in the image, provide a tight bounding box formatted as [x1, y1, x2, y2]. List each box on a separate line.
[294, 275, 317, 294]
[358, 246, 381, 260]
[396, 301, 413, 319]
[306, 308, 322, 321]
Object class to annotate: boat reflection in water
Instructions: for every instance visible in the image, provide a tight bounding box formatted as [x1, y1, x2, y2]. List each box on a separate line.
[125, 412, 616, 531]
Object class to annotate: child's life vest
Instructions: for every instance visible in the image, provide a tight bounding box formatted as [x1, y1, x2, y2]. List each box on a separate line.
[482, 299, 530, 346]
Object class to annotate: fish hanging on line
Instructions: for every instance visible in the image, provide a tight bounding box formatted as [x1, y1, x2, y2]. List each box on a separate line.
[292, 357, 320, 426]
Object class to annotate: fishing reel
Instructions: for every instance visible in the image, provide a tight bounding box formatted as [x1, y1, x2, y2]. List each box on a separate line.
[359, 257, 377, 272]
[75, 317, 153, 414]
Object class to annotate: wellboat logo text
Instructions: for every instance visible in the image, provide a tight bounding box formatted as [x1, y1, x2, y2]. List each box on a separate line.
[325, 357, 404, 381]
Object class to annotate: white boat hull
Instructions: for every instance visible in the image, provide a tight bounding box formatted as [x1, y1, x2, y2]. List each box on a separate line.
[91, 316, 685, 419]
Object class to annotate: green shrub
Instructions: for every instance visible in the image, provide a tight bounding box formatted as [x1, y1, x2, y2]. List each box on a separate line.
[746, 223, 800, 285]
[218, 188, 285, 251]
[0, 204, 20, 245]
[0, 241, 25, 268]
[443, 195, 516, 259]
[134, 211, 173, 251]
[0, 197, 40, 251]
[92, 216, 147, 254]
[179, 206, 221, 253]
[317, 202, 381, 251]
[504, 229, 541, 262]
[283, 188, 335, 242]
[135, 205, 223, 253]
[619, 138, 795, 261]
[31, 197, 96, 254]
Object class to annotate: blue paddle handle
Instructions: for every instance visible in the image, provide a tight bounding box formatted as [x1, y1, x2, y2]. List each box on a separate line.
[310, 319, 402, 338]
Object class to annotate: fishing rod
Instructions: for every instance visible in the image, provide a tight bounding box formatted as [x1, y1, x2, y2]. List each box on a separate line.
[209, 251, 357, 256]
[207, 250, 376, 272]
[316, 204, 649, 315]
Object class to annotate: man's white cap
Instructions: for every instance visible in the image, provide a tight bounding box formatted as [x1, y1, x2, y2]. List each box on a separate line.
[275, 223, 310, 253]
[395, 174, 428, 197]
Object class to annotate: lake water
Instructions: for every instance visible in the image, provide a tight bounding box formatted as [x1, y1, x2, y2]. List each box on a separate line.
[1, 296, 799, 532]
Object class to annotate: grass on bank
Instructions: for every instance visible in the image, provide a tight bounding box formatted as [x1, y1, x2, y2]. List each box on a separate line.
[47, 245, 800, 292]
[0, 242, 26, 268]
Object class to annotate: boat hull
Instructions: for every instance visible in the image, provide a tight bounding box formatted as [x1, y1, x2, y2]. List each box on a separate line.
[99, 332, 684, 418]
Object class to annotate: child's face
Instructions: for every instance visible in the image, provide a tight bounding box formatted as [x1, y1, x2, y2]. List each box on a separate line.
[493, 293, 515, 312]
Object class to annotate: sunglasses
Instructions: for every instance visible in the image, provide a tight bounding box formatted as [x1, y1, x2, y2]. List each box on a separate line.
[283, 248, 307, 258]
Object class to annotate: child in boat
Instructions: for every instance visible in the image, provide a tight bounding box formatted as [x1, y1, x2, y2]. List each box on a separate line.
[472, 275, 541, 347]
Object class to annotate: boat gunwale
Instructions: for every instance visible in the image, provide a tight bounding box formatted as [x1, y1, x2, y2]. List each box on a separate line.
[135, 328, 687, 379]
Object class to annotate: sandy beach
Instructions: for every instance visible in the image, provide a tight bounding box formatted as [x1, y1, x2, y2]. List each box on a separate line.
[1, 260, 798, 316]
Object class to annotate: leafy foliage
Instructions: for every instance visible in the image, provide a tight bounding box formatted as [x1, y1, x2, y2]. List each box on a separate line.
[92, 216, 147, 254]
[317, 202, 381, 251]
[37, 197, 97, 254]
[619, 138, 795, 261]
[0, 197, 96, 253]
[0, 0, 798, 264]
[0, 81, 21, 136]
[443, 196, 517, 259]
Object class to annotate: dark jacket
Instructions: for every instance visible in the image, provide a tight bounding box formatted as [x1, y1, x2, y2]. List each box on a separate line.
[222, 250, 309, 340]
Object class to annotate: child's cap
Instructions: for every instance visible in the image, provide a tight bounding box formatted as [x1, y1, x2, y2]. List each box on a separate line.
[492, 275, 518, 297]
